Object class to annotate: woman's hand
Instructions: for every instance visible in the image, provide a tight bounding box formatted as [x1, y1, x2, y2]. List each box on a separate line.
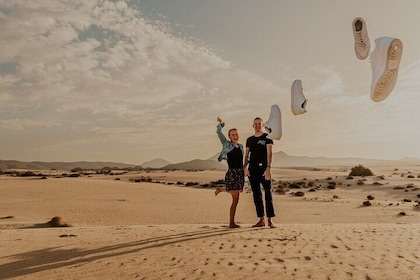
[217, 116, 223, 123]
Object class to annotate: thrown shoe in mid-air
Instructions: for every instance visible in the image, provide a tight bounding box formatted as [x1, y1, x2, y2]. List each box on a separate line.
[291, 79, 308, 115]
[352, 17, 370, 60]
[370, 37, 403, 102]
[263, 105, 282, 140]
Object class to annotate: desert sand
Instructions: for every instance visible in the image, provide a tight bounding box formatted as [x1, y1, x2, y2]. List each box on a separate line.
[1, 164, 419, 279]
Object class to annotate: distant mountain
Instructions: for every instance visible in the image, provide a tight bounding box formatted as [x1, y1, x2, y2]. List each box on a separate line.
[141, 158, 171, 169]
[2, 151, 419, 172]
[162, 151, 420, 170]
[400, 157, 420, 163]
[0, 159, 136, 171]
[162, 159, 226, 170]
[271, 151, 420, 168]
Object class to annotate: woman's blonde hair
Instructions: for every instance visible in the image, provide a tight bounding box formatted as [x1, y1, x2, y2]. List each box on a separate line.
[228, 128, 238, 137]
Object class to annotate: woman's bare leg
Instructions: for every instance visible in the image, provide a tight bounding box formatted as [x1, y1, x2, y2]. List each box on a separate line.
[215, 187, 225, 196]
[229, 190, 240, 228]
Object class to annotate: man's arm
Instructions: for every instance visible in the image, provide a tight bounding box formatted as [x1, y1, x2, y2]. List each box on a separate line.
[264, 143, 273, 179]
[243, 147, 250, 176]
[267, 143, 273, 167]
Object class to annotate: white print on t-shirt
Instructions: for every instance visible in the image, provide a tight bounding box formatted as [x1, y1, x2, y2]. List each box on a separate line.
[257, 140, 266, 145]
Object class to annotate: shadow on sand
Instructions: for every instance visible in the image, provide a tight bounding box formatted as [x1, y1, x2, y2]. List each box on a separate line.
[1, 225, 266, 279]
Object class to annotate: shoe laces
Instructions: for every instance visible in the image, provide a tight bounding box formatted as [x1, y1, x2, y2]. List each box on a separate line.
[357, 35, 367, 47]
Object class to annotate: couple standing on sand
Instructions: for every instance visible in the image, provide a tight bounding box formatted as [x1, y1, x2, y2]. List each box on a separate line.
[215, 116, 275, 229]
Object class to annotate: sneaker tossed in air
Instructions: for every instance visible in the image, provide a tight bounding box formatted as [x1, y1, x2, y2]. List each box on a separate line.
[263, 105, 282, 140]
[370, 37, 403, 102]
[352, 17, 370, 60]
[291, 79, 307, 115]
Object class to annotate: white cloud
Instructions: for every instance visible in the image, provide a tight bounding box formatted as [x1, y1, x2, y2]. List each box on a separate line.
[0, 1, 235, 113]
[0, 118, 60, 130]
[1, 1, 419, 163]
[0, 0, 281, 163]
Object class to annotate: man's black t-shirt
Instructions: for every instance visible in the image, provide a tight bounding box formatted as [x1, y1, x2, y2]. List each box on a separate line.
[246, 133, 273, 170]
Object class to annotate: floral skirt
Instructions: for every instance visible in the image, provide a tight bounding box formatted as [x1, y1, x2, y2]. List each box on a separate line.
[225, 168, 245, 192]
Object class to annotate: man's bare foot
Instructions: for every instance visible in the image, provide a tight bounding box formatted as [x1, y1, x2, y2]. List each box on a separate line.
[229, 223, 240, 228]
[215, 187, 223, 196]
[268, 221, 276, 228]
[252, 221, 265, 227]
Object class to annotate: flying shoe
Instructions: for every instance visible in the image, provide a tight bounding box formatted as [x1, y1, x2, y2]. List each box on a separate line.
[291, 79, 308, 115]
[370, 37, 403, 102]
[263, 105, 282, 140]
[352, 17, 370, 60]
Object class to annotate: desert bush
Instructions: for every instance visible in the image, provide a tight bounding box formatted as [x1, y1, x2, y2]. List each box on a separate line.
[47, 216, 72, 227]
[71, 167, 83, 173]
[211, 179, 225, 184]
[131, 176, 151, 183]
[349, 165, 374, 176]
[288, 183, 301, 189]
[275, 188, 287, 195]
[362, 200, 371, 206]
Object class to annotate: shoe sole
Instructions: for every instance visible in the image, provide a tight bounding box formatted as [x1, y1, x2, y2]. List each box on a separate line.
[371, 38, 403, 102]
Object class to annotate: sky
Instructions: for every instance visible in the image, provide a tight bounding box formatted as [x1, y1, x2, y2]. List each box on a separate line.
[0, 0, 419, 165]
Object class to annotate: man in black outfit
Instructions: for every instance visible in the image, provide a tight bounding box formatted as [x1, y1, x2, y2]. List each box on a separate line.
[244, 117, 276, 228]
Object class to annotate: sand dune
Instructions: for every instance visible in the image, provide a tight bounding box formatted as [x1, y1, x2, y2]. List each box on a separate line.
[1, 165, 419, 279]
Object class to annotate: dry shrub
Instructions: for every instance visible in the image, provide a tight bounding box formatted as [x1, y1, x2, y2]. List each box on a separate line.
[349, 165, 374, 176]
[47, 216, 72, 227]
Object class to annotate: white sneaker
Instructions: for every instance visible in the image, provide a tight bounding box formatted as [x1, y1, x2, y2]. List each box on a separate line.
[370, 37, 403, 102]
[352, 17, 370, 60]
[263, 105, 282, 140]
[291, 79, 307, 115]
